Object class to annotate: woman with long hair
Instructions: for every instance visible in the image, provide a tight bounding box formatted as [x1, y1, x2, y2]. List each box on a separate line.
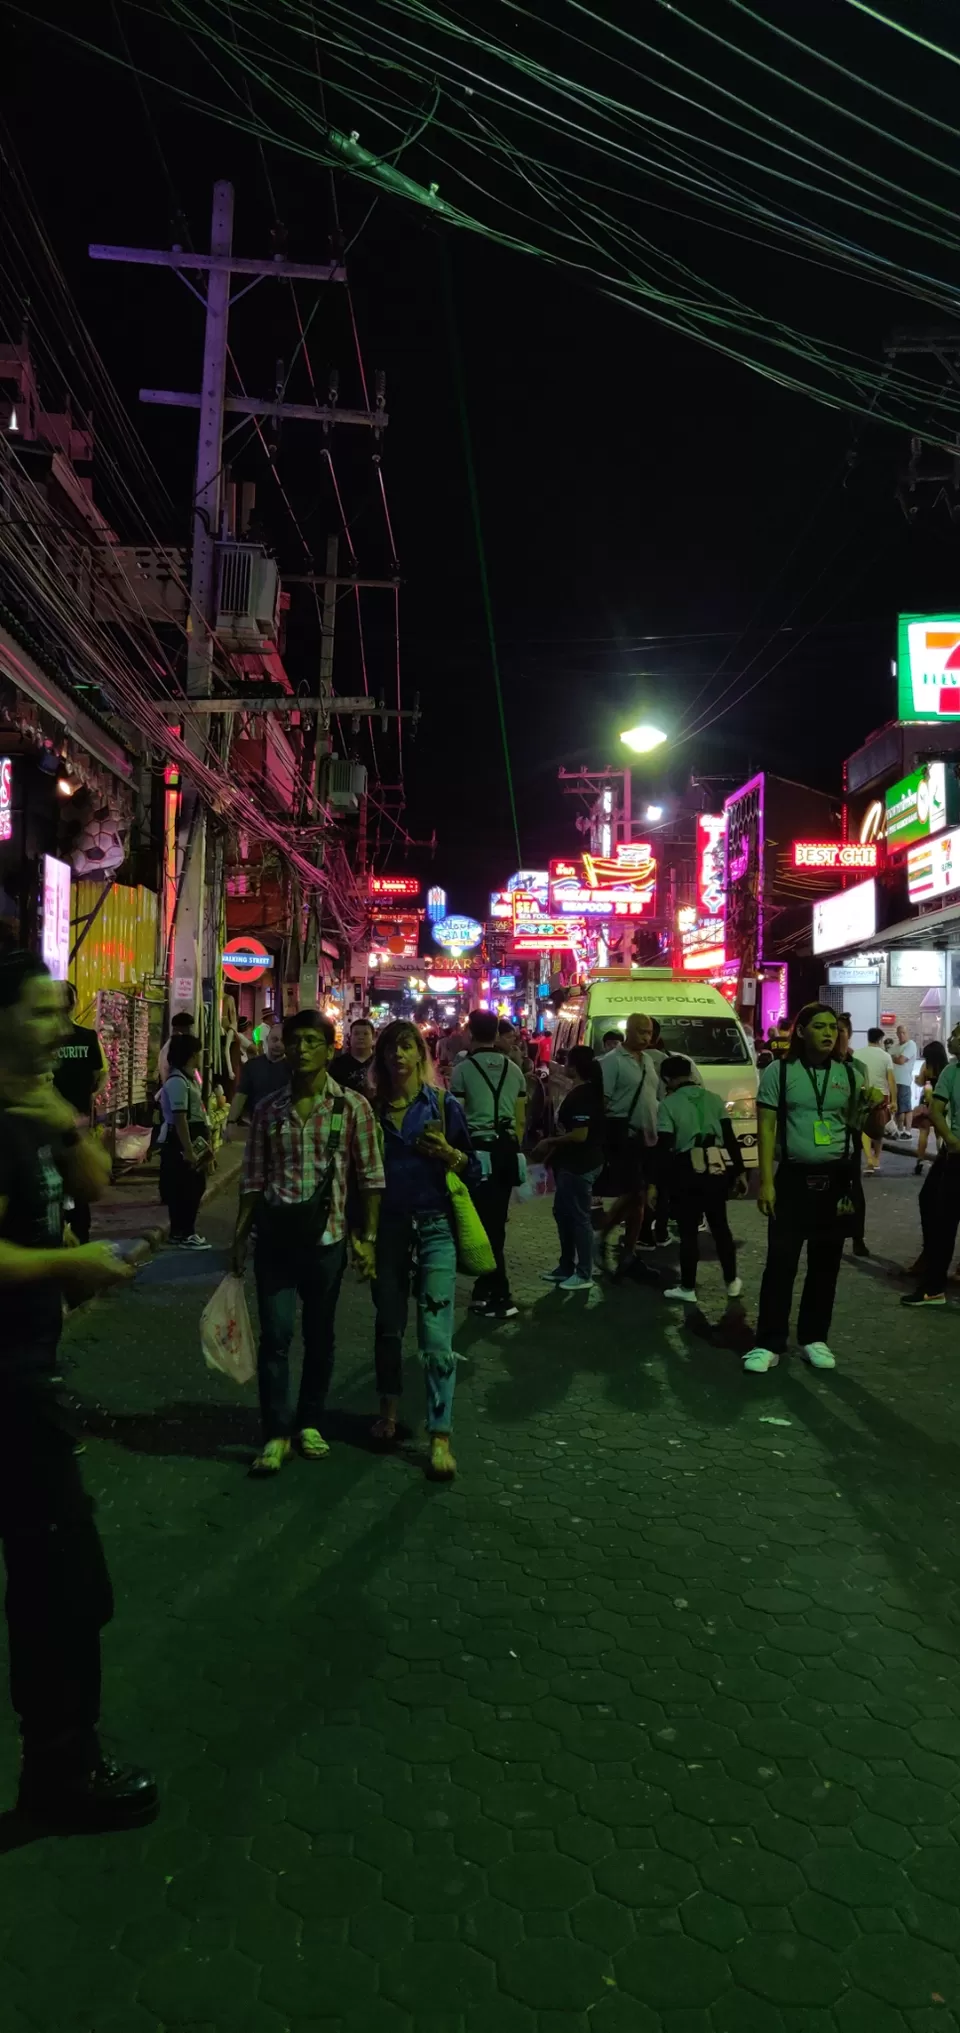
[534, 1043, 606, 1288]
[744, 1003, 886, 1375]
[368, 1020, 479, 1478]
[913, 1039, 948, 1176]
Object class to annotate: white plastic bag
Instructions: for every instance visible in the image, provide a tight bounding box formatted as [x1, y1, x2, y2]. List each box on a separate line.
[200, 1272, 256, 1386]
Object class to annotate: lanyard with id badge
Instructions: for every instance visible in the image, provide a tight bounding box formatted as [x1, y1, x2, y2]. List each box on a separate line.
[806, 1064, 836, 1151]
[777, 1056, 858, 1229]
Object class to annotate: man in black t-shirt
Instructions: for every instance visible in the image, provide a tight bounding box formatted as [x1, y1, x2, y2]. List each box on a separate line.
[53, 983, 108, 1243]
[331, 1017, 376, 1096]
[0, 951, 157, 1832]
[533, 1044, 605, 1289]
[228, 1023, 290, 1129]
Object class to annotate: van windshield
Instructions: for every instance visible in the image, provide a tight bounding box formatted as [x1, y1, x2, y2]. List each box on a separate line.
[589, 1015, 750, 1066]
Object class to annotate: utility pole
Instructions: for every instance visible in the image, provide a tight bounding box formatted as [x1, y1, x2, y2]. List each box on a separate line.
[299, 533, 339, 1009]
[90, 186, 384, 1045]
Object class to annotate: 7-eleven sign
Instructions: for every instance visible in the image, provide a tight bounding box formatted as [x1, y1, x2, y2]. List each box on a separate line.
[899, 614, 960, 720]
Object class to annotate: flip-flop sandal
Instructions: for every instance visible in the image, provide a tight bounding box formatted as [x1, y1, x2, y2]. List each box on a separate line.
[249, 1439, 291, 1476]
[427, 1439, 457, 1481]
[298, 1428, 330, 1460]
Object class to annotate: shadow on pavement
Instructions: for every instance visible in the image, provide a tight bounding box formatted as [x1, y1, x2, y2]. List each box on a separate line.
[68, 1397, 419, 1464]
[481, 1287, 665, 1423]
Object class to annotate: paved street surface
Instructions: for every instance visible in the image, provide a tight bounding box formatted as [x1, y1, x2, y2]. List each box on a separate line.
[3, 1143, 960, 2032]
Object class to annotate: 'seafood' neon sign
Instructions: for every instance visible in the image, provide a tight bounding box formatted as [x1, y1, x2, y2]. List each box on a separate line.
[793, 841, 878, 871]
[0, 758, 12, 843]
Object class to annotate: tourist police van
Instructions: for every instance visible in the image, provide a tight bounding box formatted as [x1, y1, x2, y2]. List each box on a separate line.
[548, 968, 760, 1167]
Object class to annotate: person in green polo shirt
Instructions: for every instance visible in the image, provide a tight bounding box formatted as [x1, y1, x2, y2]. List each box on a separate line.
[744, 1003, 884, 1376]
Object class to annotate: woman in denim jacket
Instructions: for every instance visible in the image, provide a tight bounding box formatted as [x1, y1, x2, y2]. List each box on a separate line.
[369, 1020, 478, 1479]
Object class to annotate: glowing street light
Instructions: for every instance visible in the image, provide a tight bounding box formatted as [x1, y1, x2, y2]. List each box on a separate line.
[620, 723, 667, 755]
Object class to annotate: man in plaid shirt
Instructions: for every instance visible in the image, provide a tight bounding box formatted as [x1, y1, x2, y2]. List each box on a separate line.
[232, 1011, 384, 1475]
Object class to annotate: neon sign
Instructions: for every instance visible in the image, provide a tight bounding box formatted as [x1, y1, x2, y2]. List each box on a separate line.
[0, 757, 11, 843]
[368, 874, 421, 898]
[548, 842, 657, 917]
[512, 917, 583, 952]
[433, 914, 483, 954]
[427, 886, 447, 924]
[793, 841, 879, 871]
[898, 615, 960, 721]
[489, 890, 513, 919]
[697, 813, 727, 918]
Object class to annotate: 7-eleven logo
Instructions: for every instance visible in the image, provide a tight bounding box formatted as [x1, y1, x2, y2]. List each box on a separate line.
[907, 621, 960, 716]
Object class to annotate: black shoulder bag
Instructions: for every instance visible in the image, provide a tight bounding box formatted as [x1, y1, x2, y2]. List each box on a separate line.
[255, 1102, 346, 1253]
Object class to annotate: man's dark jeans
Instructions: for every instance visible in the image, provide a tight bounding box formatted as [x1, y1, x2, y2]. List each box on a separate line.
[0, 1377, 113, 1772]
[468, 1176, 513, 1305]
[253, 1238, 348, 1439]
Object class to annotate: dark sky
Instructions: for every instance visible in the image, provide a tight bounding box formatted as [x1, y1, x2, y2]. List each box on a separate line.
[5, 1, 960, 921]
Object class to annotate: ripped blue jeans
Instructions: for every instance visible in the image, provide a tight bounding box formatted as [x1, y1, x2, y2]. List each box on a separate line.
[373, 1209, 459, 1432]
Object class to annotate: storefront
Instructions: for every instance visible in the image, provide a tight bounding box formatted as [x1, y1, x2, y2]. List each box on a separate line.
[811, 871, 959, 1049]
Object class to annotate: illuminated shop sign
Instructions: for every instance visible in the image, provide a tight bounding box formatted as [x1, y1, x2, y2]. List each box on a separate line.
[884, 761, 956, 855]
[898, 615, 960, 721]
[793, 841, 879, 871]
[489, 890, 513, 919]
[677, 905, 725, 973]
[812, 878, 878, 955]
[907, 826, 960, 904]
[697, 813, 727, 917]
[433, 914, 483, 953]
[426, 886, 447, 923]
[367, 874, 421, 898]
[0, 757, 12, 843]
[548, 842, 657, 917]
[41, 853, 71, 981]
[506, 870, 549, 903]
[512, 918, 583, 952]
[222, 937, 273, 983]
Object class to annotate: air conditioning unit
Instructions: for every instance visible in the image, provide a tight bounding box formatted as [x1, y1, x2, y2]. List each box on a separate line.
[215, 543, 281, 651]
[322, 759, 368, 811]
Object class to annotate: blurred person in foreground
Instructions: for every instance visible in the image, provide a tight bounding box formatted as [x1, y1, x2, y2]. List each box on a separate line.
[0, 952, 153, 1831]
[54, 981, 109, 1244]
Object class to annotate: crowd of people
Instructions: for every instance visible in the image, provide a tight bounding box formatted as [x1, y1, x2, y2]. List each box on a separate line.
[2, 948, 960, 1838]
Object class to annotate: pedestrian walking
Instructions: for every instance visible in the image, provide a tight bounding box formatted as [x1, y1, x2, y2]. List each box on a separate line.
[891, 1025, 918, 1138]
[902, 1021, 960, 1309]
[535, 1044, 605, 1289]
[649, 1054, 748, 1304]
[331, 1016, 376, 1096]
[53, 982, 109, 1244]
[912, 1041, 947, 1176]
[368, 1019, 478, 1480]
[744, 1003, 886, 1374]
[232, 1012, 384, 1474]
[595, 1012, 662, 1272]
[227, 1022, 289, 1129]
[0, 951, 155, 1831]
[450, 1008, 526, 1319]
[158, 1033, 213, 1249]
[854, 1026, 897, 1176]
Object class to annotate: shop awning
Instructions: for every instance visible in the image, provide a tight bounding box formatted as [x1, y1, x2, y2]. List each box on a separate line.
[0, 621, 133, 782]
[877, 903, 960, 950]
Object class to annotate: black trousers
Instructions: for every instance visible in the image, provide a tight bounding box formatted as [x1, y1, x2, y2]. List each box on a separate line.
[756, 1166, 847, 1353]
[159, 1140, 205, 1239]
[673, 1178, 737, 1288]
[0, 1377, 113, 1771]
[921, 1154, 960, 1291]
[468, 1176, 513, 1304]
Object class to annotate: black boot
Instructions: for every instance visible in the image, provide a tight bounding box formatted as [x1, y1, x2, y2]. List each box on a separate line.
[18, 1752, 159, 1832]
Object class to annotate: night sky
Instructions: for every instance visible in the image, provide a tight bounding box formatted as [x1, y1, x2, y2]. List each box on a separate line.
[6, 1, 960, 921]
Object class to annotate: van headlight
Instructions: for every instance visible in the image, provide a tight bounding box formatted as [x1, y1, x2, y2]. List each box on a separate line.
[726, 1094, 757, 1120]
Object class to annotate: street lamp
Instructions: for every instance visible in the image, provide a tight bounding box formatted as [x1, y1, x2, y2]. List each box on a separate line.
[620, 723, 667, 755]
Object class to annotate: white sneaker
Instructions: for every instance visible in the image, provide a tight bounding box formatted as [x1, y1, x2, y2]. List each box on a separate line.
[801, 1341, 836, 1370]
[726, 1277, 743, 1299]
[179, 1233, 212, 1251]
[559, 1273, 594, 1291]
[742, 1346, 779, 1373]
[663, 1284, 697, 1303]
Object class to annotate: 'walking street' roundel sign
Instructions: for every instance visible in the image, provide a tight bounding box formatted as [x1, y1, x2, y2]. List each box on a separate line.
[222, 936, 274, 984]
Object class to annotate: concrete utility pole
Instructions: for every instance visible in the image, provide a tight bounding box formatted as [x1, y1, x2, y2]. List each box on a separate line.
[90, 185, 384, 1027]
[299, 534, 339, 1009]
